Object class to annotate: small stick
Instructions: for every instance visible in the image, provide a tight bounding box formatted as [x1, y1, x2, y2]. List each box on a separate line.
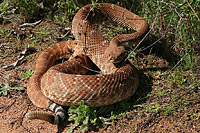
[186, 0, 200, 22]
[19, 20, 42, 28]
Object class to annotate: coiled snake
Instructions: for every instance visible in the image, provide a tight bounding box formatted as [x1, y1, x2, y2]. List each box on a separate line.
[26, 3, 149, 124]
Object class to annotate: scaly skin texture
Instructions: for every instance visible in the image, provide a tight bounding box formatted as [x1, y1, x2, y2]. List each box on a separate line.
[26, 3, 149, 124]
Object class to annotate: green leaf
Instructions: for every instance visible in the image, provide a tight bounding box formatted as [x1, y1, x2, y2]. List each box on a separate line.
[0, 0, 8, 10]
[81, 124, 88, 131]
[83, 116, 89, 125]
[3, 89, 8, 96]
[14, 87, 24, 90]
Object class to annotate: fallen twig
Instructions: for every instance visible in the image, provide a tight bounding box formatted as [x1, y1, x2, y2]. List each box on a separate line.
[57, 30, 71, 39]
[2, 47, 37, 70]
[186, 0, 200, 22]
[19, 20, 42, 28]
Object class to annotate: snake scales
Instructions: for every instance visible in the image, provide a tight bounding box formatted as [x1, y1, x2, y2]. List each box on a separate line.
[26, 3, 149, 124]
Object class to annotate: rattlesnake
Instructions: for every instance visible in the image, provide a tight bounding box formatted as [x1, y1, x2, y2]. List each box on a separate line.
[26, 3, 149, 124]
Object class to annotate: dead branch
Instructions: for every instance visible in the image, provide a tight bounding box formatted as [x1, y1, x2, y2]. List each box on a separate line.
[19, 20, 42, 28]
[2, 47, 36, 70]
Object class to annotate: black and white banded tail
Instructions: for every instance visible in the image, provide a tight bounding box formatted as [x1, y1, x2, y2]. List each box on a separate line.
[26, 101, 65, 124]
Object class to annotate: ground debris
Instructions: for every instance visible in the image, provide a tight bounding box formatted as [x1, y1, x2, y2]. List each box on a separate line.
[2, 47, 36, 70]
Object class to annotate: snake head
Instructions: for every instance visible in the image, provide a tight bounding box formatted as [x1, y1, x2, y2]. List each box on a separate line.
[105, 46, 127, 64]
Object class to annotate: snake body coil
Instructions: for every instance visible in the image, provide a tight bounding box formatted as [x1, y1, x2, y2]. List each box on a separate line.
[26, 3, 149, 124]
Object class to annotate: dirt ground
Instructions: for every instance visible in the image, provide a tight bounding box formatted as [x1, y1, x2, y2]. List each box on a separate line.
[0, 73, 199, 133]
[1, 95, 199, 133]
